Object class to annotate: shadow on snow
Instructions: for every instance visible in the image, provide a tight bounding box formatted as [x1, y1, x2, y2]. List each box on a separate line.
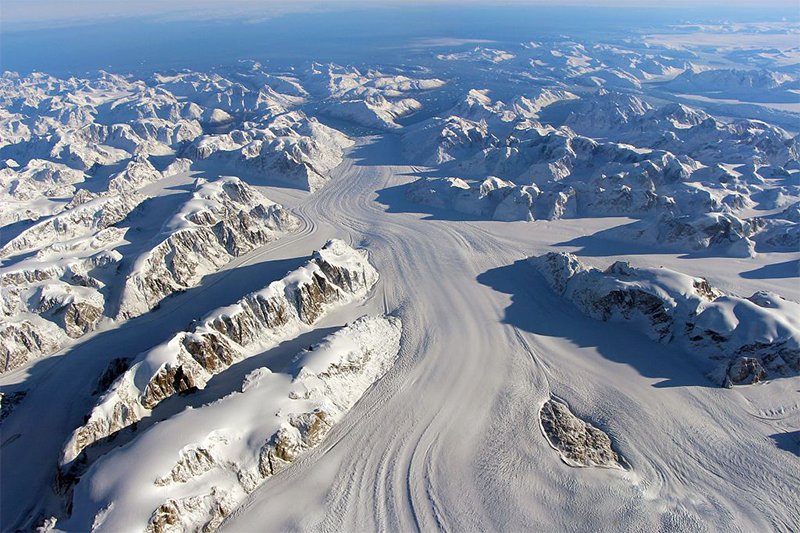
[477, 258, 716, 390]
[0, 254, 310, 529]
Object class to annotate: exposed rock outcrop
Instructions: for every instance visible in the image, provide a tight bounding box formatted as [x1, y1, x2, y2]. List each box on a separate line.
[62, 239, 379, 466]
[539, 398, 624, 469]
[0, 319, 62, 373]
[722, 357, 767, 386]
[531, 252, 800, 384]
[66, 315, 401, 533]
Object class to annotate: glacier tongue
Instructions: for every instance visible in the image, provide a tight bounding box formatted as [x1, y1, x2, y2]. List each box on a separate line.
[63, 315, 402, 533]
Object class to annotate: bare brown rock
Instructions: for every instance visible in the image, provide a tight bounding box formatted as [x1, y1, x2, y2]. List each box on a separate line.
[539, 398, 623, 469]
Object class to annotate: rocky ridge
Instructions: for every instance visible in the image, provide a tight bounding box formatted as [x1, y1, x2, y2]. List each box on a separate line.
[531, 252, 800, 385]
[117, 177, 299, 319]
[64, 315, 402, 533]
[62, 239, 379, 466]
[0, 177, 297, 374]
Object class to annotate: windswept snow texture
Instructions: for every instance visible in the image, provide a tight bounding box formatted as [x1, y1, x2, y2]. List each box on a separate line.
[2, 15, 800, 533]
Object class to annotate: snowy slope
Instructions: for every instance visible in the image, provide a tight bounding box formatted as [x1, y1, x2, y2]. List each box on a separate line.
[61, 239, 378, 469]
[63, 315, 402, 533]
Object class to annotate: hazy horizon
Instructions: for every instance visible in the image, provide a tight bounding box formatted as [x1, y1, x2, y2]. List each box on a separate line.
[2, 3, 797, 76]
[2, 0, 797, 30]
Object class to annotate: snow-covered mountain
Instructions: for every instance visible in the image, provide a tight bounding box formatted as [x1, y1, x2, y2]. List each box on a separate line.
[397, 83, 797, 263]
[306, 64, 445, 130]
[664, 68, 795, 99]
[185, 111, 353, 191]
[62, 238, 379, 464]
[532, 252, 799, 385]
[0, 177, 298, 373]
[65, 314, 402, 532]
[1, 17, 798, 533]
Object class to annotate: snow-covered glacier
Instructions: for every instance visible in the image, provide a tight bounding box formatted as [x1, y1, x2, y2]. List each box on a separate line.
[1, 8, 798, 533]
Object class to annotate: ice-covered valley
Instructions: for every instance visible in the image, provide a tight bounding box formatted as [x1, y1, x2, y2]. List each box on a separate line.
[1, 11, 799, 533]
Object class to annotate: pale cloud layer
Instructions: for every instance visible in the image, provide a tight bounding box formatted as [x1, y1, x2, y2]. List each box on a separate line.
[2, 0, 797, 29]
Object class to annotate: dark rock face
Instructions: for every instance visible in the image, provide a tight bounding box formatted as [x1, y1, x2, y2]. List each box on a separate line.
[182, 333, 237, 375]
[93, 358, 131, 395]
[539, 398, 623, 469]
[530, 251, 586, 294]
[294, 272, 342, 323]
[558, 259, 678, 342]
[577, 287, 673, 341]
[141, 365, 198, 410]
[138, 264, 353, 412]
[0, 182, 295, 375]
[261, 410, 335, 476]
[0, 390, 27, 423]
[70, 401, 137, 462]
[208, 295, 291, 344]
[0, 279, 106, 372]
[724, 357, 767, 386]
[733, 341, 799, 377]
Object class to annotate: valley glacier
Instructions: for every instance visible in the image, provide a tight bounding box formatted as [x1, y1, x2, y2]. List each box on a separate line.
[0, 8, 799, 533]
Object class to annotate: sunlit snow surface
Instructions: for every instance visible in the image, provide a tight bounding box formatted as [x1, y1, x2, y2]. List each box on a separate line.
[1, 8, 799, 532]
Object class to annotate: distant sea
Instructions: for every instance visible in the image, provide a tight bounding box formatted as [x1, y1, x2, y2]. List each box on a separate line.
[1, 5, 796, 75]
